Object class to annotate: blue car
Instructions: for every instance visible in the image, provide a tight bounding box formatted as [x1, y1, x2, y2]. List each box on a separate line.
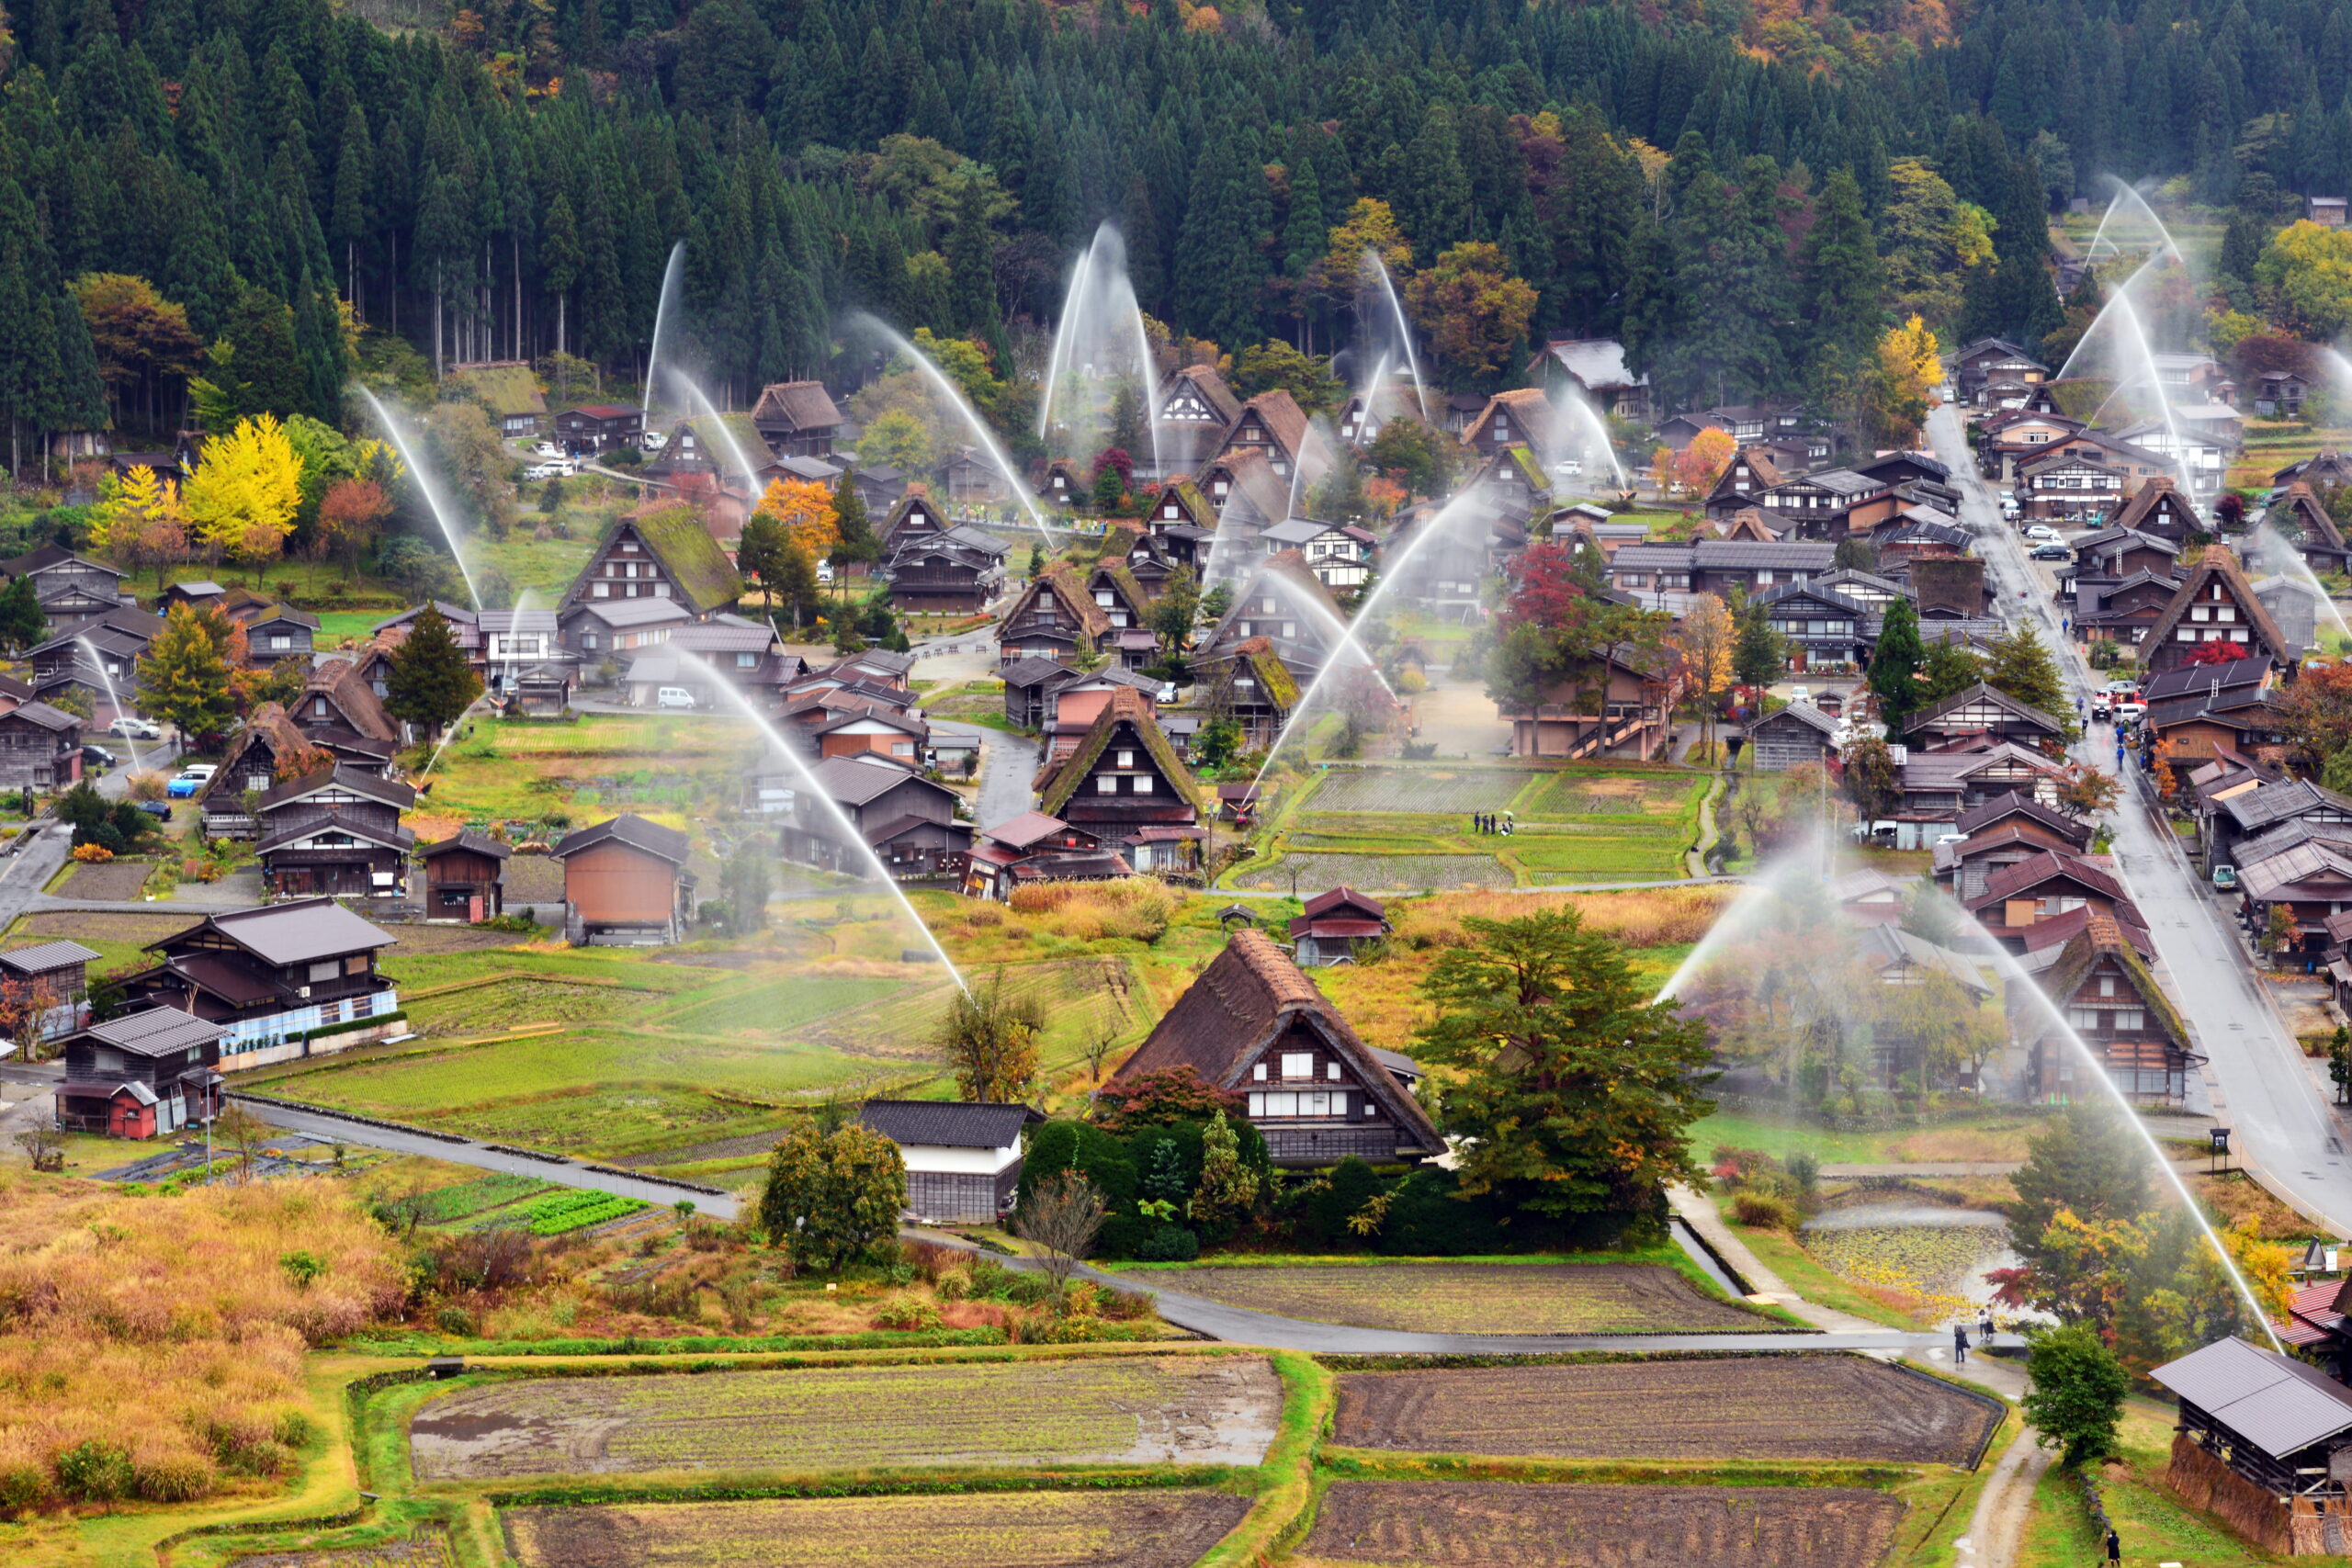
[164, 766, 215, 798]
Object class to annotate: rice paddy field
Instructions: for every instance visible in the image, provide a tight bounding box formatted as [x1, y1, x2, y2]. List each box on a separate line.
[1230, 763, 1707, 893]
[500, 1490, 1254, 1568]
[1329, 1356, 1998, 1465]
[1297, 1481, 1908, 1568]
[1132, 1262, 1766, 1334]
[410, 1356, 1284, 1478]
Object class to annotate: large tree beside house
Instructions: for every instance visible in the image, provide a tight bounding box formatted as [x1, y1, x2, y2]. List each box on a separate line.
[385, 606, 484, 735]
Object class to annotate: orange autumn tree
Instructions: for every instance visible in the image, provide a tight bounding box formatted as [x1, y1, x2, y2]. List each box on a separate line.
[754, 477, 841, 558]
[1651, 427, 1736, 494]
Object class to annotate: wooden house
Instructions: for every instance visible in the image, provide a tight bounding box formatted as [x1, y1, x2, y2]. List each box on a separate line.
[1214, 389, 1315, 479]
[858, 1100, 1043, 1224]
[1524, 336, 1651, 420]
[1088, 555, 1156, 635]
[938, 447, 1012, 507]
[2210, 779, 2352, 879]
[232, 604, 319, 666]
[1744, 702, 1840, 772]
[553, 402, 643, 453]
[554, 815, 696, 945]
[1199, 637, 1297, 748]
[159, 580, 225, 614]
[561, 508, 744, 619]
[1203, 550, 1351, 691]
[1151, 364, 1244, 478]
[1459, 389, 1554, 463]
[960, 812, 1128, 900]
[1851, 922, 1997, 1088]
[119, 898, 401, 1065]
[2274, 448, 2352, 491]
[1140, 478, 1220, 571]
[1747, 470, 1900, 540]
[998, 563, 1111, 665]
[1749, 583, 1872, 671]
[813, 706, 928, 764]
[1289, 886, 1391, 966]
[2020, 910, 2199, 1102]
[2016, 450, 2124, 523]
[1111, 927, 1443, 1167]
[1703, 448, 1786, 517]
[447, 362, 547, 438]
[26, 606, 157, 723]
[2152, 1336, 2352, 1551]
[2071, 525, 2181, 584]
[420, 829, 510, 923]
[2144, 658, 2290, 768]
[1000, 655, 1074, 728]
[1042, 457, 1087, 508]
[1953, 338, 2049, 406]
[2106, 477, 2201, 545]
[1977, 410, 2088, 481]
[1257, 518, 1375, 592]
[252, 763, 417, 900]
[291, 660, 402, 769]
[1499, 645, 1679, 761]
[559, 594, 691, 659]
[1952, 790, 2093, 852]
[1199, 449, 1290, 537]
[0, 938, 97, 1043]
[618, 617, 800, 711]
[1040, 667, 1161, 761]
[884, 521, 1010, 615]
[1689, 540, 1838, 598]
[749, 380, 842, 458]
[2235, 827, 2352, 959]
[53, 1007, 227, 1139]
[0, 544, 127, 636]
[0, 699, 81, 791]
[2267, 483, 2352, 575]
[2142, 549, 2293, 678]
[1033, 686, 1206, 875]
[1904, 682, 2065, 751]
[1966, 850, 2139, 949]
[198, 705, 322, 837]
[2075, 570, 2183, 649]
[1889, 742, 2058, 846]
[780, 755, 969, 879]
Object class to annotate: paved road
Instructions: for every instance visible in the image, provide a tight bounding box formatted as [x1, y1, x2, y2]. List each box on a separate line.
[1929, 402, 2352, 1233]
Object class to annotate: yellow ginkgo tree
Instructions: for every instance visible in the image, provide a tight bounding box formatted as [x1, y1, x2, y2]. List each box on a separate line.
[183, 413, 304, 565]
[89, 465, 189, 590]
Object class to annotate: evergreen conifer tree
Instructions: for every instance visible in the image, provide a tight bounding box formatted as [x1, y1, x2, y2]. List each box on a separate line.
[1869, 598, 1928, 727]
[385, 604, 485, 736]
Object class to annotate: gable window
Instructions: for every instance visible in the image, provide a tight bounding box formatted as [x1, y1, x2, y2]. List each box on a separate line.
[1132, 775, 1153, 793]
[736, 651, 757, 668]
[1096, 775, 1118, 794]
[1281, 1051, 1314, 1078]
[1252, 1063, 1267, 1081]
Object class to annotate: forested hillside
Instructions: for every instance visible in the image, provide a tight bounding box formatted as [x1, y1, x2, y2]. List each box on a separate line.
[1, 0, 2348, 451]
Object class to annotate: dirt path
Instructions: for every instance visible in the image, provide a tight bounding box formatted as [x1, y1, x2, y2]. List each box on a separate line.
[1955, 1429, 2051, 1568]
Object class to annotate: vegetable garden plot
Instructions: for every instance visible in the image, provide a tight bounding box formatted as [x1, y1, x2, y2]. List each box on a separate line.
[501, 1488, 1253, 1568]
[1143, 1264, 1762, 1334]
[409, 1356, 1283, 1479]
[1331, 1356, 1996, 1465]
[1299, 1481, 1906, 1568]
[230, 1544, 454, 1568]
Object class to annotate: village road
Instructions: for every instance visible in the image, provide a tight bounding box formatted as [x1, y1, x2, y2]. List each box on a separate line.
[1928, 402, 2352, 1235]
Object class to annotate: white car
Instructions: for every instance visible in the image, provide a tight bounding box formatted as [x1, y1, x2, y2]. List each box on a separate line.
[110, 716, 161, 740]
[1553, 457, 1584, 477]
[524, 462, 560, 480]
[640, 430, 668, 452]
[656, 686, 697, 710]
[2023, 524, 2059, 541]
[1787, 686, 1812, 706]
[534, 441, 561, 459]
[815, 562, 835, 585]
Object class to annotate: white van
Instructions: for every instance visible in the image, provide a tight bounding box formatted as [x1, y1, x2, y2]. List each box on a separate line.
[655, 687, 696, 710]
[816, 562, 835, 585]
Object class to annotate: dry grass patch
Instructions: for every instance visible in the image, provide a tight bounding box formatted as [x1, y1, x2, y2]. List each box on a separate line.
[1331, 1355, 1996, 1464]
[410, 1355, 1283, 1479]
[1388, 886, 1733, 951]
[0, 1172, 402, 1510]
[1298, 1481, 1906, 1568]
[502, 1488, 1253, 1568]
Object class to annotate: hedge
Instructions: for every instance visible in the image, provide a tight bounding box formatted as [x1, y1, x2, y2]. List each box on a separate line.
[303, 1010, 408, 1044]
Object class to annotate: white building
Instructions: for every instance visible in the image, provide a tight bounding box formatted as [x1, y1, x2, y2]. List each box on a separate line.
[857, 1100, 1042, 1224]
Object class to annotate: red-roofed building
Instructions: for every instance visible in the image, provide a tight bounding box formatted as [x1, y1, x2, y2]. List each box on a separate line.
[1289, 887, 1391, 966]
[1966, 850, 2141, 949]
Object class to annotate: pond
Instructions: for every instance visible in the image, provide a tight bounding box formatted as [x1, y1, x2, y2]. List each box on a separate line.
[1800, 1199, 2021, 1319]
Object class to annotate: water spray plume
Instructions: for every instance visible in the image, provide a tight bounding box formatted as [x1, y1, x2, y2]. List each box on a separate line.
[675, 373, 763, 497]
[76, 637, 140, 772]
[1548, 387, 1630, 492]
[645, 242, 687, 428]
[849, 313, 1052, 547]
[2249, 517, 2352, 648]
[1037, 225, 1162, 478]
[356, 387, 484, 614]
[672, 648, 969, 992]
[1362, 251, 1429, 423]
[1657, 829, 2285, 1351]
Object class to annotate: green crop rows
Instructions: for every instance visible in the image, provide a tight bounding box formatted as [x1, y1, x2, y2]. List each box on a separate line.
[523, 1190, 650, 1235]
[413, 1173, 556, 1224]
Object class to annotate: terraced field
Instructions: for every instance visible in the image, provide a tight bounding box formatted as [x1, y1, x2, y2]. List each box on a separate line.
[1229, 851, 1510, 892]
[1299, 1481, 1906, 1568]
[1138, 1263, 1763, 1334]
[1307, 769, 1534, 814]
[411, 1356, 1283, 1478]
[1331, 1356, 1996, 1464]
[501, 1489, 1252, 1568]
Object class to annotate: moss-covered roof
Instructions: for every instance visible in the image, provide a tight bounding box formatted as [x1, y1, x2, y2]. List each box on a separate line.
[449, 364, 546, 419]
[598, 505, 743, 615]
[2036, 911, 2190, 1049]
[1505, 444, 1551, 492]
[1036, 685, 1210, 817]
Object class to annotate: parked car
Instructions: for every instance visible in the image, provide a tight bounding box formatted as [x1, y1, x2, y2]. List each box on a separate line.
[1787, 685, 1813, 705]
[80, 744, 116, 770]
[2213, 863, 2239, 891]
[655, 686, 697, 710]
[534, 441, 562, 459]
[2030, 542, 2071, 559]
[2023, 524, 2059, 541]
[2104, 680, 2141, 700]
[815, 562, 835, 585]
[524, 462, 562, 480]
[164, 764, 217, 798]
[110, 716, 161, 740]
[640, 429, 668, 452]
[134, 800, 171, 820]
[2115, 701, 2146, 724]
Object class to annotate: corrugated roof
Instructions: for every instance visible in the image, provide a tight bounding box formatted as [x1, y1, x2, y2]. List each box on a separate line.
[423, 829, 512, 861]
[0, 940, 98, 974]
[84, 1005, 229, 1056]
[153, 898, 394, 967]
[552, 813, 692, 864]
[2152, 1337, 2352, 1459]
[858, 1099, 1040, 1149]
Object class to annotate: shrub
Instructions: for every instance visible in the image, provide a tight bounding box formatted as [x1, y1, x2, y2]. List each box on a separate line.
[1731, 1191, 1801, 1230]
[871, 1294, 944, 1331]
[54, 1439, 134, 1501]
[1134, 1225, 1199, 1261]
[1006, 877, 1177, 942]
[132, 1453, 216, 1503]
[69, 843, 113, 863]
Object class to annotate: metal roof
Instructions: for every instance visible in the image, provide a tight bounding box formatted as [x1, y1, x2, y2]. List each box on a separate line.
[856, 1098, 1041, 1149]
[0, 940, 99, 974]
[84, 1005, 229, 1056]
[1691, 540, 1838, 569]
[2153, 1337, 2352, 1459]
[153, 898, 395, 966]
[552, 813, 692, 864]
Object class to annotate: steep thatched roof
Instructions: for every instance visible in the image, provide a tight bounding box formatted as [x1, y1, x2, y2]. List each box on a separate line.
[1035, 684, 1208, 817]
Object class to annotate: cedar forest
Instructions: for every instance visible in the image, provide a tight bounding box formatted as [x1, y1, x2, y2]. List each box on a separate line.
[2, 0, 2350, 475]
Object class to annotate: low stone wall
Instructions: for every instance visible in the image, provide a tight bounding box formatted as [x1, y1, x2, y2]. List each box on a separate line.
[2166, 1430, 2294, 1555]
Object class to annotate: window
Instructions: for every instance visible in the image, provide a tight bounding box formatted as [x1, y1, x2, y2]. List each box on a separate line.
[652, 583, 669, 597]
[1282, 622, 1296, 638]
[1282, 1052, 1314, 1078]
[1327, 1061, 1341, 1081]
[1132, 775, 1152, 793]
[2098, 976, 2116, 998]
[309, 961, 339, 984]
[2113, 1009, 2145, 1030]
[269, 635, 291, 650]
[1252, 1063, 1267, 1081]
[1097, 775, 1118, 794]
[1116, 750, 1134, 767]
[736, 652, 757, 668]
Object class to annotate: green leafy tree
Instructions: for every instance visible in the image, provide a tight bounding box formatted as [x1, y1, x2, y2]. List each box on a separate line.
[1868, 598, 1928, 728]
[1230, 340, 1345, 413]
[1150, 565, 1202, 654]
[831, 472, 878, 567]
[756, 1121, 907, 1272]
[1733, 597, 1785, 690]
[2022, 1323, 2130, 1467]
[2013, 1099, 2151, 1258]
[1364, 417, 1457, 499]
[1190, 1110, 1261, 1237]
[1841, 735, 1900, 822]
[935, 965, 1046, 1102]
[384, 604, 484, 736]
[1917, 640, 1987, 705]
[0, 576, 45, 653]
[1413, 909, 1714, 1236]
[134, 604, 235, 743]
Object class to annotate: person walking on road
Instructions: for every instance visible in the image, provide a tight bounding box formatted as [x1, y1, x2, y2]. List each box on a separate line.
[1952, 1322, 1970, 1364]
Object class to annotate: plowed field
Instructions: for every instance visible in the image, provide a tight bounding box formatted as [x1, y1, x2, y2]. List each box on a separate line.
[410, 1357, 1282, 1479]
[501, 1488, 1252, 1567]
[1141, 1263, 1761, 1333]
[1298, 1481, 1905, 1567]
[1332, 1355, 1995, 1464]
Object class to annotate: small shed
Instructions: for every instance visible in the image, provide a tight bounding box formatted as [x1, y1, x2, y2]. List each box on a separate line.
[420, 830, 512, 923]
[0, 939, 99, 1042]
[1289, 886, 1391, 966]
[856, 1099, 1043, 1224]
[552, 815, 695, 945]
[2154, 1336, 2352, 1553]
[1746, 703, 1840, 773]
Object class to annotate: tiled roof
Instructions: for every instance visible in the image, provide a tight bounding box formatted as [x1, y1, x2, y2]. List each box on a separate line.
[151, 897, 395, 966]
[858, 1099, 1040, 1149]
[552, 813, 691, 865]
